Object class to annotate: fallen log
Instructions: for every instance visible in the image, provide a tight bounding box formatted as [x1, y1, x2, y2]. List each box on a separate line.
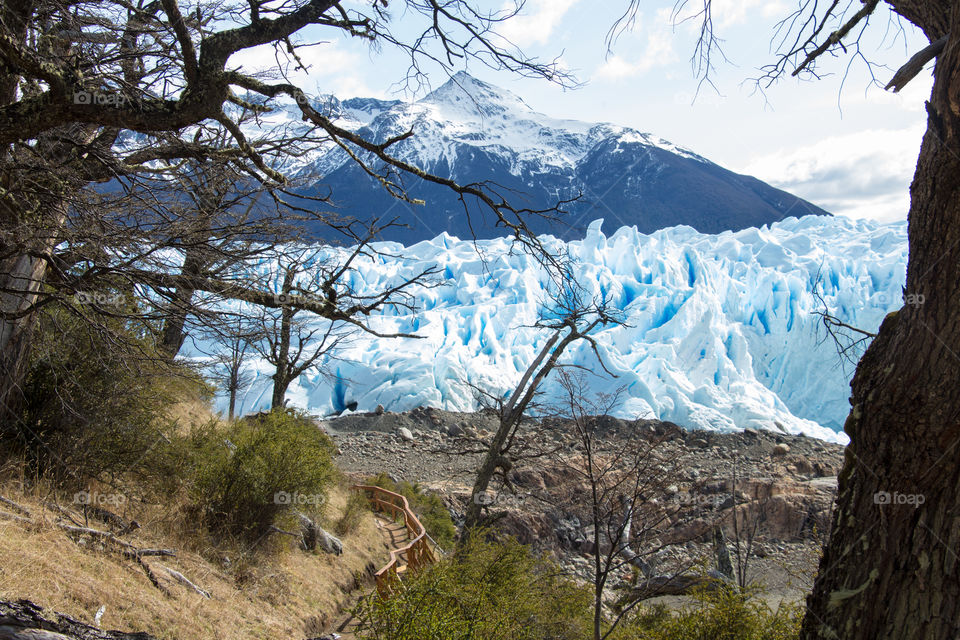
[0, 599, 157, 640]
[160, 567, 211, 599]
[627, 573, 725, 600]
[0, 511, 33, 525]
[0, 496, 31, 517]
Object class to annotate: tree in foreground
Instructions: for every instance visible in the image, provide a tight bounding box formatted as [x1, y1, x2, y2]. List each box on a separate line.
[550, 369, 720, 640]
[0, 0, 575, 430]
[613, 0, 960, 636]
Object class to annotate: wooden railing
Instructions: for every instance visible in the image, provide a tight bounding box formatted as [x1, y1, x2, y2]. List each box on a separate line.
[352, 484, 439, 595]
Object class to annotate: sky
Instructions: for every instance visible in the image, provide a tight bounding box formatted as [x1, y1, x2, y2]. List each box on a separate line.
[230, 1, 935, 224]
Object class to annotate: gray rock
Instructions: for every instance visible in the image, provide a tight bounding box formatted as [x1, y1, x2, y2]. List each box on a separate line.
[398, 427, 414, 442]
[772, 443, 791, 456]
[317, 528, 343, 556]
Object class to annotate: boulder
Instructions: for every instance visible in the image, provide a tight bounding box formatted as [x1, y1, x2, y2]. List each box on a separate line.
[317, 528, 343, 556]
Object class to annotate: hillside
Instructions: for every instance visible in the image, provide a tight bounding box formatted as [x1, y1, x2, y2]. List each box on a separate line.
[0, 484, 384, 640]
[265, 72, 831, 243]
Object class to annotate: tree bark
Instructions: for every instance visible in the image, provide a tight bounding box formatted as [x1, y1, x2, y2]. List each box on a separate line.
[159, 246, 207, 358]
[0, 201, 68, 428]
[270, 305, 293, 409]
[800, 12, 960, 639]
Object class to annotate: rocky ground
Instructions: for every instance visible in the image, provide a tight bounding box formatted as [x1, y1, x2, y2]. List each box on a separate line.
[324, 406, 846, 607]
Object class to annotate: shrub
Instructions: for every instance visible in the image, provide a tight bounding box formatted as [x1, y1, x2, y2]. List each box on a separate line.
[616, 586, 802, 640]
[335, 490, 371, 537]
[355, 534, 592, 640]
[365, 472, 457, 549]
[188, 408, 336, 543]
[11, 303, 206, 487]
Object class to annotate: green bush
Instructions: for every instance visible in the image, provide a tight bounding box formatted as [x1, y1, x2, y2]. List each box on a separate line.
[365, 472, 457, 549]
[617, 586, 802, 640]
[355, 534, 593, 640]
[335, 490, 371, 537]
[12, 303, 206, 487]
[188, 408, 336, 543]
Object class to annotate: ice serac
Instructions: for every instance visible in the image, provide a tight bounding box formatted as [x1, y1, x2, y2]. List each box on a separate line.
[212, 215, 908, 444]
[281, 72, 830, 243]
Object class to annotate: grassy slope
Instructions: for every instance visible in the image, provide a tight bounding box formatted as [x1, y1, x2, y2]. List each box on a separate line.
[0, 481, 385, 639]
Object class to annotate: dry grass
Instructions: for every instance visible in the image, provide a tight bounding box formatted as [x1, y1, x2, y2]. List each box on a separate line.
[163, 397, 221, 436]
[0, 482, 386, 639]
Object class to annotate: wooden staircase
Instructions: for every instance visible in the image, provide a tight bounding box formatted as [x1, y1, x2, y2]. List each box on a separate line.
[329, 485, 442, 638]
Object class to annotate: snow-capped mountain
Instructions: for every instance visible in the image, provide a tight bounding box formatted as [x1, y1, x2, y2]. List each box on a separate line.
[280, 72, 830, 243]
[200, 215, 908, 443]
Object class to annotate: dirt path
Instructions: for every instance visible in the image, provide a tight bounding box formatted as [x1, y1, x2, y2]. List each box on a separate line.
[330, 516, 410, 639]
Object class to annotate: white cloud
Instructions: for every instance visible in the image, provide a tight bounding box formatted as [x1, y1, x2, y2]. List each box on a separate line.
[594, 11, 676, 81]
[709, 0, 789, 27]
[742, 126, 925, 222]
[227, 40, 381, 98]
[497, 0, 579, 47]
[595, 54, 643, 80]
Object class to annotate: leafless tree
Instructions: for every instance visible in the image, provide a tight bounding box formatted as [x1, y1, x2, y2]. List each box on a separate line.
[548, 369, 727, 640]
[462, 279, 624, 531]
[205, 320, 256, 421]
[611, 2, 960, 636]
[0, 0, 577, 429]
[250, 251, 349, 410]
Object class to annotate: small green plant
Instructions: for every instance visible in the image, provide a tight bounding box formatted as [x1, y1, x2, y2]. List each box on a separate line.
[355, 533, 593, 640]
[365, 472, 457, 549]
[335, 489, 371, 536]
[188, 408, 336, 543]
[616, 586, 802, 640]
[12, 303, 208, 487]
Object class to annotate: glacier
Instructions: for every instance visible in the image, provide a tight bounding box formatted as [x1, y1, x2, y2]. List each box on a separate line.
[203, 214, 908, 444]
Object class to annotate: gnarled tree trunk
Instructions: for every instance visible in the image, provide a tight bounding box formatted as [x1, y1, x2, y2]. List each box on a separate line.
[159, 246, 208, 358]
[801, 7, 960, 638]
[0, 253, 48, 427]
[0, 198, 69, 428]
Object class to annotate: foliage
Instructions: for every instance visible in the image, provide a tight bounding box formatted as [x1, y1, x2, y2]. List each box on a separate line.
[617, 587, 802, 640]
[335, 489, 371, 537]
[365, 472, 457, 549]
[355, 534, 593, 640]
[10, 303, 207, 486]
[187, 408, 336, 543]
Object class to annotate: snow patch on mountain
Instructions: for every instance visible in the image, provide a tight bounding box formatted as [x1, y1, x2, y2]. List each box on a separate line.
[204, 215, 907, 443]
[257, 72, 704, 179]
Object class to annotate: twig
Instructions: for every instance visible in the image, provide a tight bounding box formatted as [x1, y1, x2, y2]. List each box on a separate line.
[0, 495, 31, 517]
[161, 566, 212, 599]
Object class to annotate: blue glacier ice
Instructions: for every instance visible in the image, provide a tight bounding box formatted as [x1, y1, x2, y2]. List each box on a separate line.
[204, 215, 908, 444]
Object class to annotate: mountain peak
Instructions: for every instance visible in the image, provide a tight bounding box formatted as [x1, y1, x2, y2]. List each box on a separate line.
[420, 71, 532, 117]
